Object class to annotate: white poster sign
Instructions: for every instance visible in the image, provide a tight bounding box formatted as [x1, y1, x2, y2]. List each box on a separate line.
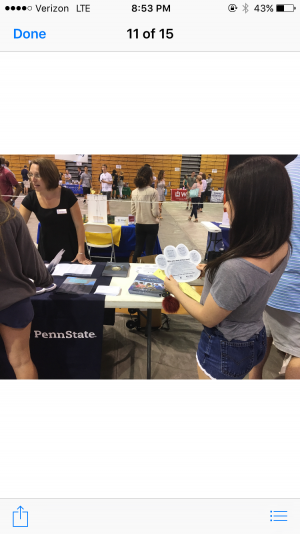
[175, 167, 181, 171]
[55, 154, 89, 163]
[87, 194, 107, 223]
[212, 169, 218, 173]
[116, 165, 122, 169]
[210, 190, 224, 203]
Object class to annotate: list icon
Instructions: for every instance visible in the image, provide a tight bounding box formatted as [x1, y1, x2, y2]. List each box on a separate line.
[270, 510, 288, 522]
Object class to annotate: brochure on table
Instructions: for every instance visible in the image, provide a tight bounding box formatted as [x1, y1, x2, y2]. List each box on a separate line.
[155, 244, 201, 282]
[115, 216, 128, 226]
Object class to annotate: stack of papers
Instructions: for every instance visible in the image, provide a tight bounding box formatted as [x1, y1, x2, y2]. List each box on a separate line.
[94, 286, 121, 296]
[52, 264, 96, 276]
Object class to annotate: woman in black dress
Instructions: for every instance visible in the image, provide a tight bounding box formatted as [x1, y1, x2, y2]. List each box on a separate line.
[19, 158, 91, 264]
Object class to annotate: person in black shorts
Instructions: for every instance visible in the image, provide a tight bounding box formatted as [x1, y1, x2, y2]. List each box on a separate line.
[111, 169, 119, 199]
[79, 166, 92, 204]
[0, 195, 53, 379]
[19, 158, 91, 264]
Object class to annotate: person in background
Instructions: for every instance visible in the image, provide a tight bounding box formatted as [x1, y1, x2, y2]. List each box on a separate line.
[111, 169, 119, 199]
[0, 193, 53, 379]
[77, 167, 83, 182]
[249, 155, 300, 379]
[198, 172, 206, 213]
[151, 171, 157, 189]
[79, 166, 92, 204]
[118, 172, 124, 199]
[5, 160, 18, 202]
[21, 165, 29, 194]
[21, 165, 30, 193]
[19, 158, 91, 264]
[0, 156, 22, 206]
[131, 165, 160, 263]
[188, 176, 202, 223]
[186, 171, 196, 210]
[164, 156, 292, 380]
[64, 169, 72, 183]
[157, 170, 166, 219]
[24, 177, 31, 194]
[5, 161, 15, 178]
[122, 182, 131, 199]
[99, 164, 113, 215]
[206, 173, 213, 201]
[183, 175, 188, 189]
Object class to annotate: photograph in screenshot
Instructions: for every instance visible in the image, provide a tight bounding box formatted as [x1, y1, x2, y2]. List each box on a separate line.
[0, 153, 298, 381]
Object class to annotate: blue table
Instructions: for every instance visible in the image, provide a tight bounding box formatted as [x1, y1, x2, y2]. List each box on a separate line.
[64, 183, 83, 194]
[205, 222, 230, 260]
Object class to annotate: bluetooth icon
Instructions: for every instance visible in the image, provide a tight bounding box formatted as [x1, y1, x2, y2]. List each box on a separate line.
[242, 3, 249, 12]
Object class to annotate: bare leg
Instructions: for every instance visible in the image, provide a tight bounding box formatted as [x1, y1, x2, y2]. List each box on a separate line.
[159, 202, 163, 219]
[107, 200, 111, 215]
[0, 322, 38, 379]
[285, 357, 300, 379]
[197, 363, 211, 380]
[249, 336, 273, 379]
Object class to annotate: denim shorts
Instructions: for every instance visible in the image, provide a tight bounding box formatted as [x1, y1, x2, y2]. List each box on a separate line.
[0, 298, 34, 329]
[196, 326, 267, 379]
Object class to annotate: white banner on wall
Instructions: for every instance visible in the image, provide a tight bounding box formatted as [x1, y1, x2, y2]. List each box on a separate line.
[55, 154, 89, 163]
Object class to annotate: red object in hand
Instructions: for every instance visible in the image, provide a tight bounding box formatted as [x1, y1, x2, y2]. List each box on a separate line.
[162, 296, 180, 313]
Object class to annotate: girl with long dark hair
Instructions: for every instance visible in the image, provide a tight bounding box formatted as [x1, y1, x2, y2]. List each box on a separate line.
[164, 156, 293, 379]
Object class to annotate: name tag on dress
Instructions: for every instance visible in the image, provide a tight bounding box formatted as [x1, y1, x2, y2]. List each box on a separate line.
[57, 209, 67, 214]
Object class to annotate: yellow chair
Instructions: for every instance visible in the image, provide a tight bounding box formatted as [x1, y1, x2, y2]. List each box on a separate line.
[84, 223, 116, 262]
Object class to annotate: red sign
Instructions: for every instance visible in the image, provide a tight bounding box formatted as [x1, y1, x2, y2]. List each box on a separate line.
[171, 189, 187, 201]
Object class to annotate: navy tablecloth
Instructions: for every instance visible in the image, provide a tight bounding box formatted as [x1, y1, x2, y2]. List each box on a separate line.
[0, 263, 114, 380]
[205, 222, 230, 254]
[90, 224, 162, 259]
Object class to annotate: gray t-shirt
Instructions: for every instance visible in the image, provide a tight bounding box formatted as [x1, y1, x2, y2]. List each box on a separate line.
[0, 204, 53, 311]
[81, 172, 92, 187]
[187, 175, 196, 188]
[200, 255, 289, 341]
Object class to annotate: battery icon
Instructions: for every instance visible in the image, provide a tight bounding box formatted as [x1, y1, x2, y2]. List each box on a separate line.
[276, 4, 296, 10]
